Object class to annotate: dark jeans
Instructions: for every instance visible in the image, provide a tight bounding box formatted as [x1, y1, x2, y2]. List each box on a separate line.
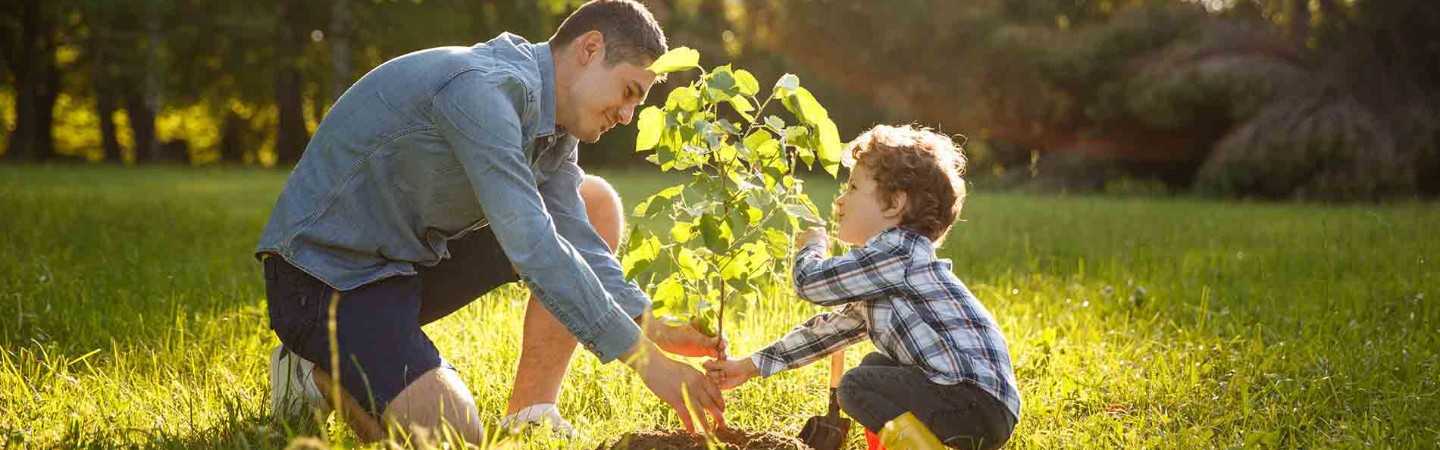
[264, 226, 519, 417]
[836, 352, 1016, 450]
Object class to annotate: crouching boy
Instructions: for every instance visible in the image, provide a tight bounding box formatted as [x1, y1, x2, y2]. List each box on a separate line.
[704, 125, 1020, 450]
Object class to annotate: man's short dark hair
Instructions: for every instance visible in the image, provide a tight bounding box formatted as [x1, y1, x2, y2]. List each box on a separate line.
[551, 0, 668, 67]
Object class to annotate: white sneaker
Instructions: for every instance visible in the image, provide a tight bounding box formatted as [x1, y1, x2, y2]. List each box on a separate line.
[499, 403, 579, 439]
[268, 345, 331, 419]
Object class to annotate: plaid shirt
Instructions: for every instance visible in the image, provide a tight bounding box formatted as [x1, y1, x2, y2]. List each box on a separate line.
[751, 227, 1022, 420]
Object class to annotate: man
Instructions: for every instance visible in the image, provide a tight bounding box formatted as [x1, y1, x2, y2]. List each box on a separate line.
[256, 0, 725, 443]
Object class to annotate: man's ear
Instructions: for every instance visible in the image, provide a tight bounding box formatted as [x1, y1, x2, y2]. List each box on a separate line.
[884, 192, 908, 220]
[576, 30, 606, 66]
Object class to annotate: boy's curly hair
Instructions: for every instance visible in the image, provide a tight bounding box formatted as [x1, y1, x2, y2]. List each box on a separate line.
[843, 124, 967, 245]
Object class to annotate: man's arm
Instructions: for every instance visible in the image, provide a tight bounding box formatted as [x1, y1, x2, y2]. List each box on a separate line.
[432, 70, 639, 363]
[538, 150, 725, 358]
[537, 154, 651, 319]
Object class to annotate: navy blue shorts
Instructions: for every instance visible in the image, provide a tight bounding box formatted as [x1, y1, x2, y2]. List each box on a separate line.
[263, 227, 518, 417]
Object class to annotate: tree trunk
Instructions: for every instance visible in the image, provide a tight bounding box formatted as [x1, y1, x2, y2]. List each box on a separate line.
[142, 0, 165, 163]
[125, 93, 158, 163]
[6, 0, 44, 161]
[331, 0, 353, 103]
[1288, 0, 1311, 48]
[92, 25, 123, 163]
[35, 35, 57, 162]
[96, 88, 122, 163]
[219, 108, 246, 163]
[275, 0, 310, 165]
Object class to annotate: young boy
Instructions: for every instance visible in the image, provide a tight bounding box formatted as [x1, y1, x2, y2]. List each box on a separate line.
[703, 125, 1020, 450]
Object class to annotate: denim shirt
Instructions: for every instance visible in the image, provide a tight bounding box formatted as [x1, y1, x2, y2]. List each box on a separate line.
[256, 33, 648, 363]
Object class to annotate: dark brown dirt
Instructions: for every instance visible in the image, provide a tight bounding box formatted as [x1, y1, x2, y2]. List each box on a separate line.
[599, 428, 813, 450]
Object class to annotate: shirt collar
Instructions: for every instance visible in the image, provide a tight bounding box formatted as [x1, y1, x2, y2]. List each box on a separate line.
[535, 42, 560, 138]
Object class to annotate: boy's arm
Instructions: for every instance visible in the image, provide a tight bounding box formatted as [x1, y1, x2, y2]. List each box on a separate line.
[750, 303, 868, 377]
[792, 236, 906, 307]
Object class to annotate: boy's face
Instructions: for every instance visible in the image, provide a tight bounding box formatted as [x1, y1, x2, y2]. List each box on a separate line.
[561, 53, 656, 143]
[835, 164, 904, 246]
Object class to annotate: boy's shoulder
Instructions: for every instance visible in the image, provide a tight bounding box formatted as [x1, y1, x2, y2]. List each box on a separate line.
[869, 227, 938, 262]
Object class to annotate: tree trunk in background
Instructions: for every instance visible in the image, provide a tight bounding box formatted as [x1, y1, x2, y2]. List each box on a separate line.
[143, 0, 165, 163]
[331, 0, 353, 103]
[1288, 0, 1310, 47]
[275, 0, 310, 165]
[125, 93, 158, 163]
[96, 90, 122, 163]
[219, 109, 246, 163]
[6, 0, 45, 161]
[35, 37, 58, 161]
[93, 26, 123, 164]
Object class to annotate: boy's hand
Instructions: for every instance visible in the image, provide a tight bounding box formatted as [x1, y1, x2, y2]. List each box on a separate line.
[797, 227, 830, 253]
[702, 356, 761, 390]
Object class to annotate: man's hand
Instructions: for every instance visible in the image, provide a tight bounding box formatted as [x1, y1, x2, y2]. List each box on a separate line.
[798, 226, 830, 253]
[702, 356, 761, 390]
[624, 339, 726, 433]
[642, 314, 728, 359]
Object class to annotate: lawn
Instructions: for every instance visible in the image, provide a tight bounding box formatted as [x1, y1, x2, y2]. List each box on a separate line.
[1, 165, 1436, 449]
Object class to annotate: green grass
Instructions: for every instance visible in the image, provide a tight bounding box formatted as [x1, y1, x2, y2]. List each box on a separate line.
[1, 165, 1437, 449]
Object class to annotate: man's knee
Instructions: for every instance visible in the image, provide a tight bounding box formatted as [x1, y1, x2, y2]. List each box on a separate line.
[579, 175, 624, 252]
[385, 367, 484, 444]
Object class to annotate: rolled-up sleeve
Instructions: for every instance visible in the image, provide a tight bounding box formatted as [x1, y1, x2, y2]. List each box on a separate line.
[538, 153, 653, 319]
[431, 70, 640, 362]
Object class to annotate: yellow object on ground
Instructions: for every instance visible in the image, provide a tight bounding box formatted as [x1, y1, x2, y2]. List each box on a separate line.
[879, 412, 947, 450]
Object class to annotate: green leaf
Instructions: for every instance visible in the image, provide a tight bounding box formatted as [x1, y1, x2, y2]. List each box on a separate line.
[692, 311, 717, 337]
[728, 96, 755, 123]
[648, 47, 700, 75]
[744, 204, 764, 225]
[705, 67, 739, 101]
[798, 193, 824, 224]
[717, 143, 737, 164]
[773, 73, 800, 97]
[677, 247, 705, 279]
[734, 69, 760, 96]
[651, 274, 685, 316]
[784, 202, 822, 225]
[635, 107, 664, 151]
[743, 130, 774, 154]
[763, 229, 791, 258]
[621, 235, 660, 279]
[741, 243, 772, 279]
[782, 87, 829, 124]
[633, 184, 685, 217]
[715, 119, 742, 135]
[764, 115, 786, 132]
[816, 117, 843, 177]
[719, 250, 750, 281]
[699, 213, 732, 254]
[670, 220, 695, 243]
[665, 86, 701, 112]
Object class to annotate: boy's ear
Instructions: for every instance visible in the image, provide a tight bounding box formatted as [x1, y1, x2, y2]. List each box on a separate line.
[884, 192, 907, 219]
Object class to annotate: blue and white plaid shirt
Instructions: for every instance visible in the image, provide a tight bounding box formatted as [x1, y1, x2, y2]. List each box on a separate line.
[751, 227, 1022, 420]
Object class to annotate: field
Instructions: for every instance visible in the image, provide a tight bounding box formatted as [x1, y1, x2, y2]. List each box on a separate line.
[1, 165, 1436, 449]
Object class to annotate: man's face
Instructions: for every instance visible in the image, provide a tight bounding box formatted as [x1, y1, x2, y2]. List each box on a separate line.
[564, 57, 657, 143]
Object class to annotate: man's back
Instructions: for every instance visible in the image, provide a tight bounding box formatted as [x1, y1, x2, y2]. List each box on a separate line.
[257, 33, 566, 291]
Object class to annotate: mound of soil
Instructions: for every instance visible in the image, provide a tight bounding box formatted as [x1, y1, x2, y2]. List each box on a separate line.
[599, 428, 812, 450]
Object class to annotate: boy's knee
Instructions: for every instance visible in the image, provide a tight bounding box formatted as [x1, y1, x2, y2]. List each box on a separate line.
[579, 175, 624, 252]
[836, 368, 885, 431]
[836, 369, 868, 411]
